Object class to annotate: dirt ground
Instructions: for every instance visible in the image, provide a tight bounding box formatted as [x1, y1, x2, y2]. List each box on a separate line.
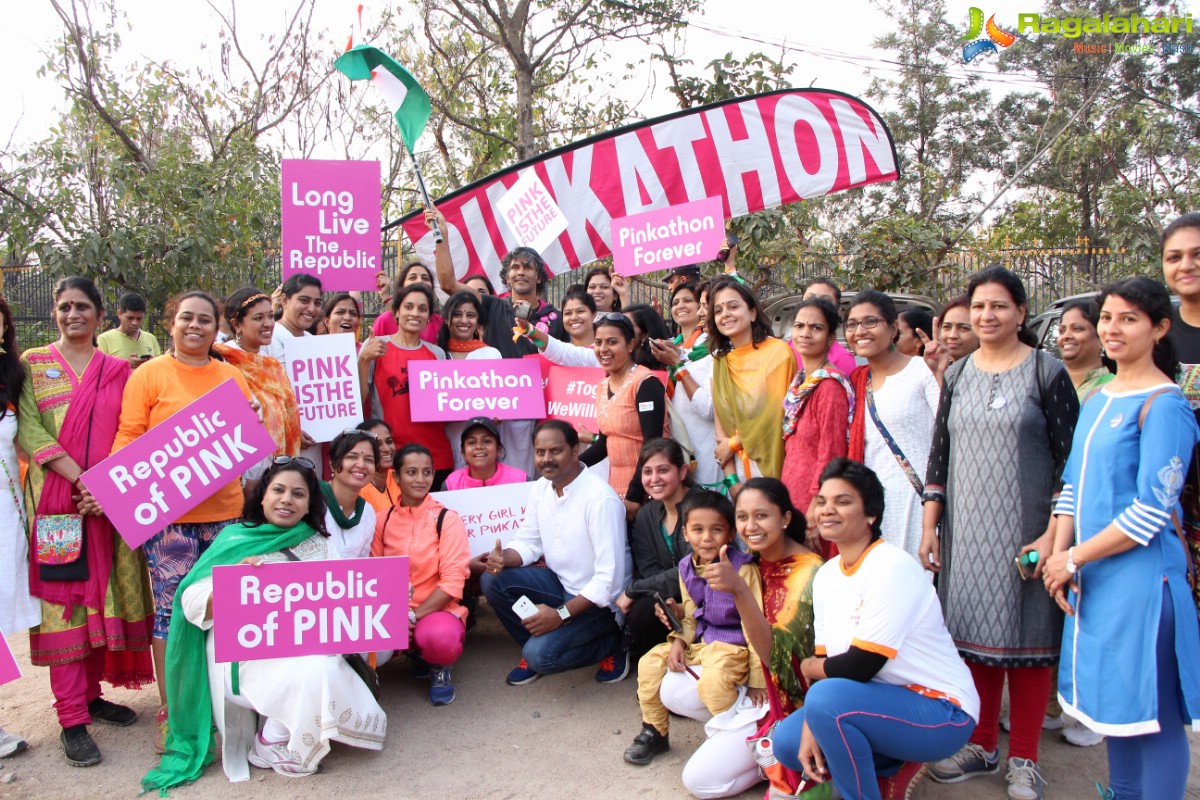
[2, 613, 1199, 800]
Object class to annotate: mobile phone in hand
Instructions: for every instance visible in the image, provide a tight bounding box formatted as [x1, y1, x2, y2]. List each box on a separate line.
[653, 592, 683, 633]
[512, 595, 539, 619]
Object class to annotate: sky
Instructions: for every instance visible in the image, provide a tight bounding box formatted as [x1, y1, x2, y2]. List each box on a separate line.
[3, 0, 1013, 154]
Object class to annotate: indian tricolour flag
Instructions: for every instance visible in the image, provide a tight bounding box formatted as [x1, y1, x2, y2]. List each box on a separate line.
[335, 45, 432, 153]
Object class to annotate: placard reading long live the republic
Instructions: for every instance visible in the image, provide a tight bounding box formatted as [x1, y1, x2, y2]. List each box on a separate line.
[409, 360, 546, 421]
[282, 159, 381, 292]
[80, 380, 276, 549]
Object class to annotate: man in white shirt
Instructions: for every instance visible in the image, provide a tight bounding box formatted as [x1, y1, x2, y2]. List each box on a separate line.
[481, 420, 630, 686]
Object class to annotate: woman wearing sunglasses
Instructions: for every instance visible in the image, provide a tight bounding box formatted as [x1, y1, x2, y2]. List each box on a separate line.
[142, 458, 386, 790]
[320, 432, 380, 560]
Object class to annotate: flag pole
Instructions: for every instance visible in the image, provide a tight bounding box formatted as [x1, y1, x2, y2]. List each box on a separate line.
[406, 145, 443, 244]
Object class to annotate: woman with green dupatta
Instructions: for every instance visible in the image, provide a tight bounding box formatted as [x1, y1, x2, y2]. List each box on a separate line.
[142, 458, 386, 790]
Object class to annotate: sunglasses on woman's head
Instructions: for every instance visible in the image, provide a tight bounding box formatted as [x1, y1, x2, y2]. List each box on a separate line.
[593, 311, 626, 325]
[343, 428, 379, 439]
[272, 456, 315, 469]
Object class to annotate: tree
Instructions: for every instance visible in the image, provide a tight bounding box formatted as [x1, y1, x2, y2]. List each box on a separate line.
[0, 0, 337, 308]
[415, 0, 699, 163]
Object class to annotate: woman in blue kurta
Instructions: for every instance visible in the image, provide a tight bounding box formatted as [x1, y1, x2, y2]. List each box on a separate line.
[1044, 276, 1200, 800]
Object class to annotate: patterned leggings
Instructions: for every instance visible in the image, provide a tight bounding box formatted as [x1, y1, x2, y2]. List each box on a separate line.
[144, 519, 236, 638]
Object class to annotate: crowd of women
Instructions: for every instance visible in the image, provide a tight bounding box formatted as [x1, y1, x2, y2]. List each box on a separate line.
[2, 211, 1200, 800]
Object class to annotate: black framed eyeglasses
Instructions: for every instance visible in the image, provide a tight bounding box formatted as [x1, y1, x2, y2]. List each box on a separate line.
[844, 316, 884, 333]
[272, 456, 316, 469]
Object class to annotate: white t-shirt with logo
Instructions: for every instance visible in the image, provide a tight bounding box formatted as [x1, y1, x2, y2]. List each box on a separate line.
[813, 539, 980, 722]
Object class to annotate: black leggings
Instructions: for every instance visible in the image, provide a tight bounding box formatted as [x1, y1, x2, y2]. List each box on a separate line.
[625, 594, 673, 669]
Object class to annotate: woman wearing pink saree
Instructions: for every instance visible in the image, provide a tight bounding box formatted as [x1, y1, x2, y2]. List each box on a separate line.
[17, 277, 155, 767]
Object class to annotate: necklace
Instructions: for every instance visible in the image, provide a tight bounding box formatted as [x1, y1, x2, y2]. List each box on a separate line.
[980, 348, 1025, 411]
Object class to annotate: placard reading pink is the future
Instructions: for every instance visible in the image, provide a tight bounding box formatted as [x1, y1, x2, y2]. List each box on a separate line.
[79, 379, 276, 549]
[409, 360, 546, 422]
[282, 159, 381, 292]
[610, 196, 726, 277]
[211, 556, 409, 663]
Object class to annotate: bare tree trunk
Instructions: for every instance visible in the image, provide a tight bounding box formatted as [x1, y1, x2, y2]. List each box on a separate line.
[515, 65, 535, 161]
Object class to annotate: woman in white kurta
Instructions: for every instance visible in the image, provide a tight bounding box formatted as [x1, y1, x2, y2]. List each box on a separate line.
[0, 305, 40, 755]
[845, 291, 941, 562]
[142, 460, 385, 792]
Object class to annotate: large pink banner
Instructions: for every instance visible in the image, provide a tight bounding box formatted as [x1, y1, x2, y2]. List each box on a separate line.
[282, 159, 381, 292]
[610, 196, 725, 276]
[409, 359, 546, 421]
[79, 380, 276, 549]
[398, 90, 898, 287]
[211, 556, 409, 662]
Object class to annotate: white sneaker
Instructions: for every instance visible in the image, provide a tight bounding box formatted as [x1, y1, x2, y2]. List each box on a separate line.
[247, 732, 315, 778]
[1062, 722, 1104, 747]
[0, 728, 28, 758]
[1005, 757, 1046, 800]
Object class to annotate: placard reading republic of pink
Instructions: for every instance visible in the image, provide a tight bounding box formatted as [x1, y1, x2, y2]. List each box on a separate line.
[281, 158, 381, 292]
[80, 380, 277, 549]
[285, 333, 364, 442]
[431, 482, 533, 558]
[409, 359, 546, 422]
[211, 556, 409, 663]
[545, 365, 605, 428]
[0, 635, 21, 687]
[610, 196, 725, 277]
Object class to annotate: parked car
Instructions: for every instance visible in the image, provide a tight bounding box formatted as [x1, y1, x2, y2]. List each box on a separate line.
[1027, 291, 1180, 360]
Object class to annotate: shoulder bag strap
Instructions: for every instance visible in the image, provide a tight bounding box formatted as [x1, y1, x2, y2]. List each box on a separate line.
[1137, 387, 1196, 590]
[865, 377, 923, 496]
[435, 507, 447, 538]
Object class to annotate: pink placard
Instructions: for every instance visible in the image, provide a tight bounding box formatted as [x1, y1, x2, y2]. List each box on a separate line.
[409, 360, 546, 422]
[211, 556, 409, 662]
[80, 380, 277, 549]
[0, 635, 21, 687]
[282, 159, 381, 292]
[610, 196, 726, 277]
[544, 365, 605, 429]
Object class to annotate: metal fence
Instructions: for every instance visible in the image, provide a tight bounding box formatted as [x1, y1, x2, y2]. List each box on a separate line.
[1, 244, 1146, 353]
[754, 245, 1147, 314]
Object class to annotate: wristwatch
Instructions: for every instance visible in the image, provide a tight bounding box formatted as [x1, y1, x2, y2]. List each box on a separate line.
[556, 605, 572, 623]
[1065, 547, 1079, 575]
[409, 609, 418, 625]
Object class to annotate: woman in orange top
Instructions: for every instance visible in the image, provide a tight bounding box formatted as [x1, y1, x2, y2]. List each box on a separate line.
[372, 443, 470, 706]
[112, 291, 254, 745]
[356, 418, 401, 513]
[581, 313, 667, 519]
[215, 288, 303, 485]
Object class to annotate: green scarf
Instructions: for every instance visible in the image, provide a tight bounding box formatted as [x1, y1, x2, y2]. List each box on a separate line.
[141, 520, 317, 795]
[320, 481, 365, 529]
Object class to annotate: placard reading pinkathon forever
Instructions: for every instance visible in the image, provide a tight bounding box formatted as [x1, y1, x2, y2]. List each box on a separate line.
[610, 196, 725, 277]
[80, 380, 276, 549]
[211, 556, 409, 662]
[282, 159, 381, 292]
[409, 359, 546, 422]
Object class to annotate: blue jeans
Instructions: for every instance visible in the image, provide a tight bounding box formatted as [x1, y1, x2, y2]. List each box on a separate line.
[481, 566, 620, 675]
[774, 679, 975, 800]
[1107, 584, 1190, 799]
